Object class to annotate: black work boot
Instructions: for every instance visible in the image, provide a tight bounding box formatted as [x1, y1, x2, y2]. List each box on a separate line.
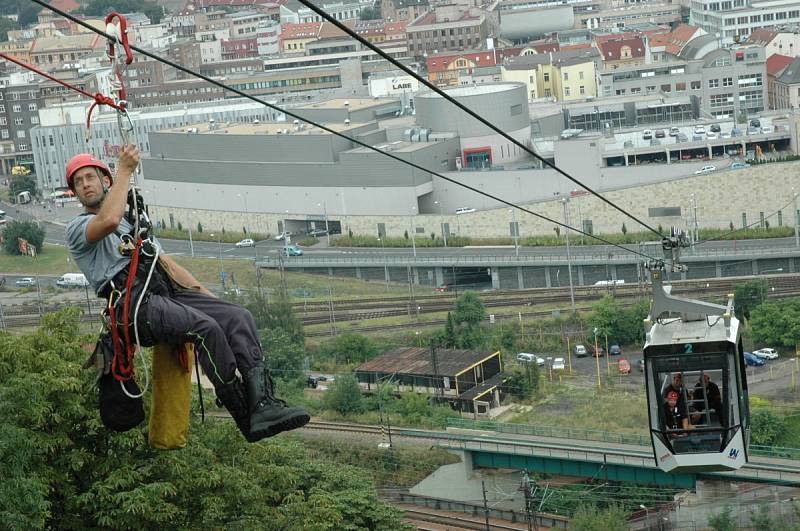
[214, 378, 261, 443]
[244, 362, 310, 438]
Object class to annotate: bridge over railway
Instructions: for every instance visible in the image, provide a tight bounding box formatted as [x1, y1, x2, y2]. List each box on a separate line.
[392, 419, 800, 489]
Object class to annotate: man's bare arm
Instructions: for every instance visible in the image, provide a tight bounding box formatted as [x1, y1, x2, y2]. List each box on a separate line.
[86, 145, 139, 244]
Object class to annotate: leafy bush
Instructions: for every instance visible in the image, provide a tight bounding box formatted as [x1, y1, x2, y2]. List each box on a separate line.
[297, 237, 319, 246]
[1, 220, 45, 255]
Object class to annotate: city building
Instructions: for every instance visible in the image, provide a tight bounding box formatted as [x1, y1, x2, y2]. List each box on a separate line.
[595, 35, 647, 70]
[689, 0, 800, 43]
[280, 22, 322, 53]
[501, 48, 600, 101]
[31, 98, 283, 191]
[767, 53, 794, 108]
[747, 28, 800, 57]
[0, 82, 43, 175]
[648, 24, 706, 62]
[771, 56, 800, 109]
[30, 34, 104, 69]
[380, 0, 432, 22]
[425, 48, 522, 87]
[597, 44, 767, 119]
[406, 7, 489, 58]
[576, 2, 681, 30]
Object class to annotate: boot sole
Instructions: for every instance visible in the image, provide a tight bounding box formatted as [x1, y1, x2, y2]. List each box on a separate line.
[250, 411, 311, 440]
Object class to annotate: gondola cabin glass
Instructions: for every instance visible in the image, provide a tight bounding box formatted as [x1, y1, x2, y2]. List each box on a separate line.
[644, 318, 749, 473]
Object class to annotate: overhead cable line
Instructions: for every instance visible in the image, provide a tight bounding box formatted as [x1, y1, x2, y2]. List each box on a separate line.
[293, 0, 665, 239]
[30, 0, 663, 263]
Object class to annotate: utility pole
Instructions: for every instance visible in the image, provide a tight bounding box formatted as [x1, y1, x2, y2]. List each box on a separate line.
[520, 470, 537, 531]
[430, 339, 441, 400]
[562, 197, 576, 311]
[794, 188, 799, 248]
[481, 480, 491, 531]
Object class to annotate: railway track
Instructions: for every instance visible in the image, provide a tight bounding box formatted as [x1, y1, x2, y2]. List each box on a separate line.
[402, 508, 529, 531]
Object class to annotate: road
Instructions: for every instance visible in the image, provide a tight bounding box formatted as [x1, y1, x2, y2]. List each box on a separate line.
[2, 196, 798, 264]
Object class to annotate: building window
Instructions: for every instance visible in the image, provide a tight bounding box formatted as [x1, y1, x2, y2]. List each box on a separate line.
[30, 116, 39, 125]
[0, 104, 4, 112]
[563, 72, 569, 81]
[16, 130, 25, 139]
[17, 143, 28, 150]
[0, 117, 5, 126]
[676, 82, 686, 92]
[565, 86, 571, 96]
[28, 103, 37, 111]
[661, 84, 671, 92]
[708, 78, 719, 88]
[723, 77, 733, 87]
[543, 72, 550, 82]
[12, 104, 21, 113]
[691, 80, 701, 90]
[579, 71, 584, 80]
[646, 85, 656, 93]
[579, 85, 585, 95]
[615, 88, 626, 95]
[544, 89, 551, 97]
[14, 117, 23, 125]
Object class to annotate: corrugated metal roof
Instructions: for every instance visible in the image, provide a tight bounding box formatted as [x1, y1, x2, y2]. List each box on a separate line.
[458, 372, 505, 400]
[356, 347, 499, 377]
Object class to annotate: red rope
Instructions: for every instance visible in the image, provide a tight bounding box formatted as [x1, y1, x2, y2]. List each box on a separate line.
[0, 52, 124, 135]
[110, 238, 143, 382]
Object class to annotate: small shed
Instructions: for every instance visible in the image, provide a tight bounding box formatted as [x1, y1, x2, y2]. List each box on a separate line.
[355, 347, 505, 414]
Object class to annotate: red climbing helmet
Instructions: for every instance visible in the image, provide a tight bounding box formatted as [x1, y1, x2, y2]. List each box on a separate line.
[65, 153, 112, 191]
[667, 390, 679, 401]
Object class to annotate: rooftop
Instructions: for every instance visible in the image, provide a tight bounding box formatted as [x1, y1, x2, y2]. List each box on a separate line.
[296, 97, 394, 111]
[162, 120, 365, 135]
[416, 83, 522, 98]
[356, 347, 499, 377]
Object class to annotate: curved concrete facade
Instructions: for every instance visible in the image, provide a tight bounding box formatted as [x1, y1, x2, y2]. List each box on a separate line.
[415, 83, 530, 138]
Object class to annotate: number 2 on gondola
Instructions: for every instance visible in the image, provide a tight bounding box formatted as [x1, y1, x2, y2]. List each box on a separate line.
[684, 343, 693, 353]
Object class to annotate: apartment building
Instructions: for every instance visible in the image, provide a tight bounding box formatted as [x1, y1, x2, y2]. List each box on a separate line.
[767, 53, 794, 108]
[747, 28, 800, 57]
[426, 48, 521, 87]
[0, 83, 43, 175]
[30, 34, 103, 69]
[501, 48, 600, 101]
[406, 8, 489, 58]
[690, 0, 800, 42]
[771, 56, 800, 109]
[380, 0, 432, 22]
[280, 22, 322, 53]
[595, 35, 647, 70]
[597, 45, 767, 119]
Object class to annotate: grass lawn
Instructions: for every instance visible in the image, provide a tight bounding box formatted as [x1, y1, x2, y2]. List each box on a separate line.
[0, 244, 82, 276]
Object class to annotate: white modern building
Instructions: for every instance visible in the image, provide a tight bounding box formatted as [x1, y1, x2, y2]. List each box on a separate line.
[690, 0, 800, 43]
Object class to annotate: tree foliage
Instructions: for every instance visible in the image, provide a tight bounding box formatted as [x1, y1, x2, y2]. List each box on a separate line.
[9, 173, 37, 199]
[1, 220, 45, 255]
[246, 291, 304, 346]
[260, 328, 305, 380]
[450, 291, 487, 348]
[323, 373, 364, 415]
[750, 409, 788, 446]
[588, 296, 648, 345]
[568, 504, 628, 531]
[734, 279, 767, 321]
[0, 309, 408, 529]
[750, 298, 800, 348]
[0, 16, 19, 41]
[708, 506, 737, 531]
[318, 332, 377, 365]
[502, 365, 538, 400]
[359, 6, 381, 19]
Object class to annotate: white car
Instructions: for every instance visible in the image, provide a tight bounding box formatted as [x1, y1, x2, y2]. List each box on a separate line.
[15, 277, 36, 287]
[455, 207, 476, 215]
[753, 348, 779, 360]
[552, 358, 566, 370]
[695, 165, 716, 174]
[642, 129, 653, 140]
[694, 125, 706, 135]
[274, 231, 292, 241]
[235, 238, 255, 248]
[517, 353, 545, 366]
[706, 132, 718, 140]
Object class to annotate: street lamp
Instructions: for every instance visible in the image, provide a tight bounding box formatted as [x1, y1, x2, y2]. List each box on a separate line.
[561, 197, 576, 311]
[378, 236, 389, 292]
[410, 206, 417, 258]
[593, 327, 601, 391]
[509, 208, 519, 258]
[317, 201, 330, 246]
[434, 200, 447, 247]
[209, 232, 224, 288]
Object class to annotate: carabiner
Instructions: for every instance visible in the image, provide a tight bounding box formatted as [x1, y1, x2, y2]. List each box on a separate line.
[116, 108, 135, 146]
[104, 13, 133, 66]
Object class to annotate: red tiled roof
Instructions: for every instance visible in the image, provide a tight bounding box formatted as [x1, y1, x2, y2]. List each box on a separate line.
[522, 40, 559, 54]
[594, 32, 640, 44]
[559, 43, 592, 51]
[767, 53, 794, 76]
[426, 48, 518, 73]
[596, 36, 645, 61]
[385, 21, 408, 33]
[747, 27, 779, 46]
[47, 0, 80, 13]
[648, 24, 701, 55]
[317, 20, 353, 40]
[281, 21, 321, 40]
[409, 10, 479, 27]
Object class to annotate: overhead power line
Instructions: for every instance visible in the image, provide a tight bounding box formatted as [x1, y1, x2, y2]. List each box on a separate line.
[293, 0, 666, 240]
[29, 0, 663, 263]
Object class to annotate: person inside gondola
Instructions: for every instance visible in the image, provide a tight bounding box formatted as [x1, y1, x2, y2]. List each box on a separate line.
[663, 372, 688, 415]
[695, 373, 724, 426]
[663, 390, 692, 437]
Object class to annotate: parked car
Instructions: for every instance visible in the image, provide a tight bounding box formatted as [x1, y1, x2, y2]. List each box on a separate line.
[281, 245, 304, 256]
[642, 129, 653, 140]
[695, 165, 716, 175]
[677, 133, 688, 142]
[706, 132, 718, 140]
[753, 348, 779, 360]
[274, 231, 292, 241]
[435, 284, 452, 292]
[306, 376, 318, 389]
[235, 238, 255, 248]
[694, 125, 706, 135]
[517, 352, 545, 366]
[552, 358, 566, 371]
[56, 273, 89, 288]
[747, 126, 760, 135]
[743, 351, 765, 367]
[455, 207, 477, 214]
[618, 359, 631, 374]
[637, 359, 645, 372]
[655, 129, 666, 138]
[307, 228, 328, 237]
[710, 123, 721, 133]
[609, 344, 622, 356]
[590, 345, 605, 357]
[573, 344, 588, 358]
[750, 118, 761, 128]
[731, 128, 743, 137]
[761, 125, 774, 134]
[668, 126, 680, 137]
[15, 277, 36, 287]
[623, 140, 634, 149]
[730, 162, 750, 170]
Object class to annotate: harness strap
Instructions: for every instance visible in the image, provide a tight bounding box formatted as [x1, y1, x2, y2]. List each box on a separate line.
[110, 237, 143, 382]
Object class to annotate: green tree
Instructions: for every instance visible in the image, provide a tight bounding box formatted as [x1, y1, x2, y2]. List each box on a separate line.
[260, 328, 305, 380]
[452, 291, 486, 327]
[568, 504, 628, 531]
[443, 312, 456, 348]
[359, 6, 381, 19]
[197, 222, 203, 233]
[9, 173, 36, 200]
[324, 373, 364, 415]
[621, 222, 627, 235]
[750, 299, 800, 349]
[588, 295, 620, 339]
[749, 504, 775, 530]
[502, 366, 538, 400]
[18, 5, 39, 26]
[246, 291, 304, 346]
[321, 332, 377, 365]
[1, 220, 45, 255]
[734, 279, 767, 321]
[750, 409, 788, 445]
[0, 309, 408, 529]
[708, 506, 737, 531]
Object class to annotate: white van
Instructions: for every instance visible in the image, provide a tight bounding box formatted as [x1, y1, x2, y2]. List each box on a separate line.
[517, 353, 544, 365]
[455, 207, 476, 215]
[57, 273, 89, 288]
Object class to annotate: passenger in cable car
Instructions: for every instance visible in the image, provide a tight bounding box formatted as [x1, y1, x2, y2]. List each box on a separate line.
[663, 390, 692, 437]
[663, 373, 688, 414]
[694, 374, 724, 425]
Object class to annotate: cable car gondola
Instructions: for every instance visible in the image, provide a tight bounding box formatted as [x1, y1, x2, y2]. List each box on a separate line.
[643, 233, 750, 473]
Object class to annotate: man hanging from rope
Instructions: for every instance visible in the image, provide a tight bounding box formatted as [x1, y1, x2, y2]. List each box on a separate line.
[65, 145, 310, 442]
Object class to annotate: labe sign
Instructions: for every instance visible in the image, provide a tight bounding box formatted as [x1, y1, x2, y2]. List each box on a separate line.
[392, 81, 413, 90]
[370, 75, 419, 97]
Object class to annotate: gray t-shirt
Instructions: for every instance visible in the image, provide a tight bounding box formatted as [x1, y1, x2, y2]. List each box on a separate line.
[66, 215, 135, 295]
